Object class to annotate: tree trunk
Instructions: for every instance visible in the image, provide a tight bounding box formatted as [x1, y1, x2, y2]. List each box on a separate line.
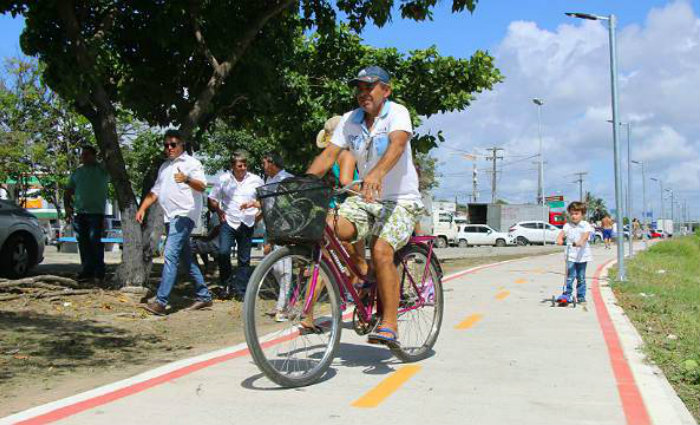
[90, 108, 155, 288]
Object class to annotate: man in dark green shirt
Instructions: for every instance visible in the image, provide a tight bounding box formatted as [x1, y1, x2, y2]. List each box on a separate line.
[64, 145, 110, 282]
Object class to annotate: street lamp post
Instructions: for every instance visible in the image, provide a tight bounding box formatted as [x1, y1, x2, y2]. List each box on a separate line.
[567, 11, 625, 280]
[651, 177, 664, 224]
[665, 188, 675, 235]
[608, 119, 633, 256]
[631, 160, 647, 246]
[532, 98, 547, 244]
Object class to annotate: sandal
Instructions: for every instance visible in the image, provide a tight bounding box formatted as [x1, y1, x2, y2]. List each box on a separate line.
[299, 321, 324, 335]
[367, 326, 400, 348]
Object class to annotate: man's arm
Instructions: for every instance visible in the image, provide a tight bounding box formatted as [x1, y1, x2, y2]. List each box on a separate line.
[208, 197, 226, 223]
[63, 188, 74, 222]
[307, 143, 342, 177]
[174, 167, 206, 192]
[135, 192, 158, 224]
[362, 130, 410, 202]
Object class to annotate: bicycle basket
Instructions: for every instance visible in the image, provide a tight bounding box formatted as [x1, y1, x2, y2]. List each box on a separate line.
[257, 176, 332, 245]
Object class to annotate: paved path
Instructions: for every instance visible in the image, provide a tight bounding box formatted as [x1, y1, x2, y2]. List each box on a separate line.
[3, 245, 694, 425]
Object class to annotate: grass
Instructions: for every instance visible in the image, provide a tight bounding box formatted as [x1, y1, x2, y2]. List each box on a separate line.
[609, 233, 700, 421]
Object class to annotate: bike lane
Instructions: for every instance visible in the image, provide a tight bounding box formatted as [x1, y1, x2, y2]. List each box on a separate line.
[2, 246, 683, 425]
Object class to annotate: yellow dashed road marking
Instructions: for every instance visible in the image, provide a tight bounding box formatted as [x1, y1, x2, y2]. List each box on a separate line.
[352, 365, 422, 408]
[455, 313, 484, 330]
[495, 290, 510, 300]
[515, 278, 527, 284]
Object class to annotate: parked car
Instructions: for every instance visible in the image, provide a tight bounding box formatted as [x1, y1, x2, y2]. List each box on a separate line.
[589, 227, 604, 244]
[454, 224, 513, 247]
[508, 220, 560, 245]
[650, 229, 668, 239]
[0, 200, 45, 278]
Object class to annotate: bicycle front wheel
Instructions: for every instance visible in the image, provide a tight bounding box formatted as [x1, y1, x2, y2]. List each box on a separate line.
[243, 246, 342, 387]
[391, 243, 444, 362]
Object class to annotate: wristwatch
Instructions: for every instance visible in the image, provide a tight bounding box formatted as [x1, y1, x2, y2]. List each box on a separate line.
[185, 175, 190, 184]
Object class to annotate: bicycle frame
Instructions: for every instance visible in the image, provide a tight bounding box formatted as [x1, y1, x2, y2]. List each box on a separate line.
[303, 222, 437, 324]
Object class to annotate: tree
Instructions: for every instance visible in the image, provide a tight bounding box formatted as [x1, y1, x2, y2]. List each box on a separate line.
[1, 1, 492, 288]
[0, 57, 92, 217]
[585, 191, 608, 223]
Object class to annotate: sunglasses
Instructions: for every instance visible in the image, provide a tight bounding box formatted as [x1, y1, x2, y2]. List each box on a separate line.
[353, 82, 379, 95]
[163, 142, 180, 149]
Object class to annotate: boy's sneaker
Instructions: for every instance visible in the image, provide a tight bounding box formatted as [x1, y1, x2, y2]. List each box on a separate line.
[275, 311, 289, 322]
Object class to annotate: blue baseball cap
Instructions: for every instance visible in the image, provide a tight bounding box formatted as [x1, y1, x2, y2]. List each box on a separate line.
[348, 65, 391, 86]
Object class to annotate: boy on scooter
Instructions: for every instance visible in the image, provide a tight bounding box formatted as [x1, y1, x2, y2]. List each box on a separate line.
[556, 202, 593, 305]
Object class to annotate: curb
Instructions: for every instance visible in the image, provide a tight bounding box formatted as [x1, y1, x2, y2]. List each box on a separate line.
[596, 260, 697, 425]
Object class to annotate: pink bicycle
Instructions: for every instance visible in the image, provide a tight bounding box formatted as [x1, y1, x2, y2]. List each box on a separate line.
[243, 178, 444, 387]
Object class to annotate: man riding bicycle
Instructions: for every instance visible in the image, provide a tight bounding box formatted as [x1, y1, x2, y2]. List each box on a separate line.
[307, 65, 424, 348]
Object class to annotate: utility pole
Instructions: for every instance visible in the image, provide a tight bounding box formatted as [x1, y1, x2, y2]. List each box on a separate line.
[665, 188, 675, 235]
[632, 160, 648, 245]
[651, 177, 663, 223]
[486, 147, 504, 203]
[472, 162, 478, 203]
[572, 172, 588, 202]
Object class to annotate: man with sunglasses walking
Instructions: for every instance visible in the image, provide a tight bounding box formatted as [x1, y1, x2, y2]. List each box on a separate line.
[136, 130, 213, 315]
[307, 66, 423, 348]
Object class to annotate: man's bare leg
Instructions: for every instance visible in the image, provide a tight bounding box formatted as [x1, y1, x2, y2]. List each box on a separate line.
[371, 238, 399, 335]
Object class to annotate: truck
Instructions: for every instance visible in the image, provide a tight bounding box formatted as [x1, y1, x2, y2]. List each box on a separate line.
[431, 201, 459, 248]
[655, 219, 674, 236]
[466, 203, 548, 232]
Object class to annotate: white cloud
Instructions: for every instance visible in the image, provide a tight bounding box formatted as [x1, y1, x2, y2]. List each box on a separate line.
[423, 1, 700, 220]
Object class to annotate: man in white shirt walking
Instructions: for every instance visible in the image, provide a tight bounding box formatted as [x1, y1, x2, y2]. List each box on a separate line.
[136, 130, 213, 315]
[208, 151, 264, 298]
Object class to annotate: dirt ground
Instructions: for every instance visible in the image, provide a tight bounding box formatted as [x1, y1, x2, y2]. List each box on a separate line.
[0, 249, 537, 417]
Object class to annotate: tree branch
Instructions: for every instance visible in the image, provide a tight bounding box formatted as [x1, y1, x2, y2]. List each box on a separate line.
[181, 0, 294, 137]
[190, 0, 221, 72]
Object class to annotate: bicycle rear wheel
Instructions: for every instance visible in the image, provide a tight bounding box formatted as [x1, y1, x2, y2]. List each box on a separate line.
[391, 243, 444, 362]
[243, 246, 342, 387]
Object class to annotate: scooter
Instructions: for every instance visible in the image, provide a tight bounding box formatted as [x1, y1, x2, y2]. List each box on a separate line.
[551, 242, 577, 307]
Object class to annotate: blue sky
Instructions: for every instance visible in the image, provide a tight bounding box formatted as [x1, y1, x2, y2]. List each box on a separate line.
[1, 1, 699, 221]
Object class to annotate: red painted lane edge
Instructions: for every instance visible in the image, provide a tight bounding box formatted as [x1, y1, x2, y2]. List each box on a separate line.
[15, 348, 250, 425]
[591, 260, 651, 425]
[11, 259, 503, 425]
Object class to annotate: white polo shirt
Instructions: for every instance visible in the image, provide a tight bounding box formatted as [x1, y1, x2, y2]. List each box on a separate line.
[150, 153, 206, 224]
[209, 171, 264, 229]
[330, 100, 421, 203]
[563, 220, 594, 263]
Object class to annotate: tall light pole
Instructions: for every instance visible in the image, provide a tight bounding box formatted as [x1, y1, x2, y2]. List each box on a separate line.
[651, 177, 664, 224]
[665, 188, 675, 235]
[567, 12, 625, 280]
[608, 119, 633, 256]
[631, 160, 647, 245]
[532, 97, 547, 244]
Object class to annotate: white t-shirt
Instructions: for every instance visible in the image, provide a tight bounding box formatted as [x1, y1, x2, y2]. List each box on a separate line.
[209, 171, 264, 229]
[150, 153, 206, 225]
[265, 169, 294, 185]
[563, 220, 593, 263]
[330, 100, 421, 202]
